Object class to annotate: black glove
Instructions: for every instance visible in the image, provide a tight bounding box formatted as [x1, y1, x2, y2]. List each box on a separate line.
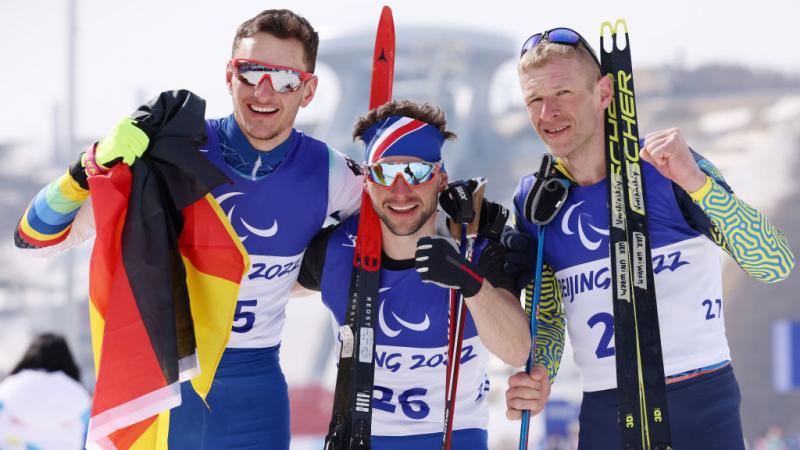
[478, 201, 509, 242]
[439, 179, 478, 224]
[501, 227, 537, 292]
[415, 235, 485, 297]
[439, 178, 508, 241]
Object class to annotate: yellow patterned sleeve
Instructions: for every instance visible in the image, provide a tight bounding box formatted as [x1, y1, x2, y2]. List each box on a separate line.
[694, 177, 795, 283]
[528, 263, 566, 384]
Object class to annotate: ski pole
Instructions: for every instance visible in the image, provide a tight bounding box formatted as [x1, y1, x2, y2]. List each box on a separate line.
[518, 224, 546, 450]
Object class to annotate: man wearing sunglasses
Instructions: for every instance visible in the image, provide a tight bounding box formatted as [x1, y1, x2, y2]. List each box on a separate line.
[295, 100, 531, 449]
[502, 27, 794, 449]
[14, 9, 363, 450]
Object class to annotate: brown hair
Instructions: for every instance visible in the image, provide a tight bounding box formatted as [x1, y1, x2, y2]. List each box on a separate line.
[518, 40, 601, 86]
[232, 9, 319, 72]
[352, 100, 457, 143]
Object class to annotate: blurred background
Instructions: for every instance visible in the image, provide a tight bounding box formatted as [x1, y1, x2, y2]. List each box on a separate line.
[1, 0, 799, 448]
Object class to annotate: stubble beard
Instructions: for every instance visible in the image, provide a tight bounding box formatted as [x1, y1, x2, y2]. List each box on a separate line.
[373, 200, 437, 237]
[234, 106, 292, 146]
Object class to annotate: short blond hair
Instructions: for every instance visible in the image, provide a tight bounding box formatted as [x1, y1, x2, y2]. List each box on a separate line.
[518, 40, 601, 87]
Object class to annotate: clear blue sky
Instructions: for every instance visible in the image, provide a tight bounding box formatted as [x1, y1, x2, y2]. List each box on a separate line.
[1, 0, 798, 146]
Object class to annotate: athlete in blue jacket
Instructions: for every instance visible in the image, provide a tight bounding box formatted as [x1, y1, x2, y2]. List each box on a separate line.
[296, 100, 532, 449]
[14, 10, 362, 450]
[502, 27, 795, 450]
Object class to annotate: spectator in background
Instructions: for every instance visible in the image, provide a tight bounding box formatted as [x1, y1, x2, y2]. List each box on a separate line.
[0, 333, 90, 450]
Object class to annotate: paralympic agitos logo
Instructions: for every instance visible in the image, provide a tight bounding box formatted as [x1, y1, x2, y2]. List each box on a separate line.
[378, 287, 431, 337]
[216, 191, 279, 242]
[561, 200, 609, 251]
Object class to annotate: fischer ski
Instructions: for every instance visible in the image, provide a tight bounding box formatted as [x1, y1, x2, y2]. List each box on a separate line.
[324, 6, 394, 450]
[601, 19, 673, 450]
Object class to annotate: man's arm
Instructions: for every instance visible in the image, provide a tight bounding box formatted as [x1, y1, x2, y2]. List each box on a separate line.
[15, 167, 91, 251]
[463, 265, 532, 368]
[506, 184, 568, 383]
[325, 148, 363, 222]
[469, 237, 532, 367]
[15, 117, 151, 253]
[295, 224, 337, 295]
[686, 160, 793, 282]
[415, 236, 531, 367]
[643, 128, 795, 282]
[530, 263, 566, 384]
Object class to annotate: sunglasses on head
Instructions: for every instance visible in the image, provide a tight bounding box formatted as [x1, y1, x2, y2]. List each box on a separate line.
[231, 58, 313, 93]
[366, 161, 441, 189]
[519, 27, 601, 68]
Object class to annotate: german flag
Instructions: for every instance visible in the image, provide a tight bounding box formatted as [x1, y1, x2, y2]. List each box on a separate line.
[84, 91, 247, 449]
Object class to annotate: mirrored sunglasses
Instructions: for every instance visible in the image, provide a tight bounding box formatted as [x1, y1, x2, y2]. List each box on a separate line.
[366, 161, 441, 189]
[232, 58, 313, 93]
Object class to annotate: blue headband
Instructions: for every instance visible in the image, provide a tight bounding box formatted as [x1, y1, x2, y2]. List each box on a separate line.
[362, 115, 446, 164]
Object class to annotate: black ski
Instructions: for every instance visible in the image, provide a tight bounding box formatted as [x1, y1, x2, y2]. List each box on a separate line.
[601, 19, 673, 450]
[324, 7, 394, 450]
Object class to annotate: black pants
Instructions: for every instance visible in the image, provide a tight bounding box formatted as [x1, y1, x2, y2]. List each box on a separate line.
[578, 365, 745, 450]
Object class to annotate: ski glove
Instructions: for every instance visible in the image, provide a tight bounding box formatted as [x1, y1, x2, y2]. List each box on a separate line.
[501, 227, 537, 292]
[415, 235, 485, 297]
[91, 117, 151, 168]
[479, 200, 509, 242]
[439, 179, 509, 241]
[439, 179, 480, 224]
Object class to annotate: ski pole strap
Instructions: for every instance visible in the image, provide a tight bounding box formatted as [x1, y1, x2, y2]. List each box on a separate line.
[523, 153, 569, 226]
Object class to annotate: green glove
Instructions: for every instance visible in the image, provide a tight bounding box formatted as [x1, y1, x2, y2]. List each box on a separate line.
[94, 117, 150, 167]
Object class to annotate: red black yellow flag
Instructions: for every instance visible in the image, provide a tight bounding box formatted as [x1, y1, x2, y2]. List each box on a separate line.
[84, 91, 247, 449]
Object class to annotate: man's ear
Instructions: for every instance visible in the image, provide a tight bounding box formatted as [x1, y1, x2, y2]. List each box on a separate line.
[597, 74, 613, 109]
[300, 75, 318, 107]
[226, 61, 234, 94]
[439, 171, 449, 191]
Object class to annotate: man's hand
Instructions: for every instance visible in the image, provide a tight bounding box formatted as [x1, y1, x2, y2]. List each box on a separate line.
[501, 227, 536, 292]
[477, 200, 509, 242]
[93, 117, 150, 168]
[505, 365, 551, 420]
[439, 178, 482, 224]
[640, 128, 706, 193]
[415, 235, 485, 297]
